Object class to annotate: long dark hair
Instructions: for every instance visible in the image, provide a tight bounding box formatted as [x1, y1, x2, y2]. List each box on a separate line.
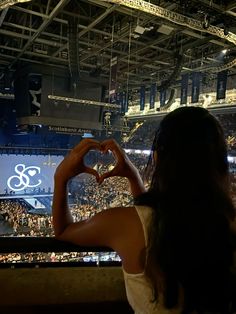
[135, 107, 236, 313]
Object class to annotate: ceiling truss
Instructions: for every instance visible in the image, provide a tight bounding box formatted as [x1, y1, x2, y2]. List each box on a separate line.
[0, 0, 236, 89]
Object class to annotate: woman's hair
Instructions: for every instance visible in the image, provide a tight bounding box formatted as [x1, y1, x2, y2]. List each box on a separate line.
[135, 107, 236, 313]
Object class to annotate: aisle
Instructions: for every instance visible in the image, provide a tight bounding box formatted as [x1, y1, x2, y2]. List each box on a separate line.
[0, 220, 12, 235]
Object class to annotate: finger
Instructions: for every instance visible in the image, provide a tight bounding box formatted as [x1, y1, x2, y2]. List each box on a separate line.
[74, 140, 101, 156]
[73, 139, 101, 151]
[98, 170, 116, 185]
[100, 139, 116, 152]
[81, 141, 101, 153]
[109, 147, 124, 163]
[83, 166, 100, 181]
[101, 140, 124, 160]
[81, 138, 100, 146]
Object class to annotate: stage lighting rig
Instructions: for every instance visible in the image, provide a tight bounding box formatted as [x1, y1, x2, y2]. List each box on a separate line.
[48, 95, 120, 110]
[0, 0, 32, 10]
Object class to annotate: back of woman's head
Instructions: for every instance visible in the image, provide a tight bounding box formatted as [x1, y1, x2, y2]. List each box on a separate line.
[140, 107, 236, 313]
[150, 106, 229, 195]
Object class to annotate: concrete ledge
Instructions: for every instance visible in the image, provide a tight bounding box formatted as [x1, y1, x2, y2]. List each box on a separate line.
[0, 266, 127, 306]
[0, 303, 133, 314]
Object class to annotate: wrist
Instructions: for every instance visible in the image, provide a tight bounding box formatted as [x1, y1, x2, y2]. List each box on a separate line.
[54, 175, 68, 187]
[127, 167, 141, 181]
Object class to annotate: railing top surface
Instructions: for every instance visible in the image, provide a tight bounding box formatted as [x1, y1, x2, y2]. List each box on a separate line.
[0, 237, 113, 253]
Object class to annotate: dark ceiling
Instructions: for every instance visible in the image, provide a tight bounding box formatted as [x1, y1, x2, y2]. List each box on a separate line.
[0, 0, 236, 90]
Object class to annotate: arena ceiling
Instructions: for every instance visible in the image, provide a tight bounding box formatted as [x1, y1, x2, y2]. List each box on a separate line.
[0, 0, 236, 89]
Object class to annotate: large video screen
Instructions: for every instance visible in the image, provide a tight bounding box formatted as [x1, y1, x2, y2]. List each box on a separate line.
[0, 154, 64, 195]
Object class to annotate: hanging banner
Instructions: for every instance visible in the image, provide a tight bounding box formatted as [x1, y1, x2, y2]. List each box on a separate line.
[149, 83, 156, 109]
[15, 73, 42, 117]
[140, 85, 145, 111]
[116, 92, 122, 113]
[160, 89, 166, 107]
[216, 70, 228, 100]
[109, 56, 118, 102]
[191, 72, 201, 103]
[180, 73, 189, 105]
[121, 91, 128, 113]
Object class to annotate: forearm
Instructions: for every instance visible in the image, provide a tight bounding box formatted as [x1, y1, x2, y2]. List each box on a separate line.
[52, 178, 74, 238]
[128, 169, 146, 198]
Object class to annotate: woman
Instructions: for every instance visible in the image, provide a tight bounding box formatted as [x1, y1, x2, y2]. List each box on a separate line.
[53, 107, 236, 313]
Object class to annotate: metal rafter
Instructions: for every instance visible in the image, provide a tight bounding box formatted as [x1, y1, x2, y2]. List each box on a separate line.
[51, 3, 118, 59]
[226, 2, 236, 11]
[99, 0, 236, 72]
[0, 0, 236, 86]
[6, 0, 71, 69]
[0, 8, 8, 27]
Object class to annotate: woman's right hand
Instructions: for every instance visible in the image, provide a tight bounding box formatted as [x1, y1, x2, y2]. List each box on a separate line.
[98, 139, 140, 184]
[54, 139, 100, 183]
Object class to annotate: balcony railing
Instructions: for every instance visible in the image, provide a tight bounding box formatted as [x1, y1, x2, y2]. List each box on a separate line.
[0, 236, 121, 267]
[0, 236, 112, 253]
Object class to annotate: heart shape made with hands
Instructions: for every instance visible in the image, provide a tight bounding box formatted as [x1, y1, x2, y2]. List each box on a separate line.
[84, 147, 117, 182]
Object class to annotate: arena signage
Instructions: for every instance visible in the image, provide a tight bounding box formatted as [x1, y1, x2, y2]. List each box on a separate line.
[48, 126, 92, 135]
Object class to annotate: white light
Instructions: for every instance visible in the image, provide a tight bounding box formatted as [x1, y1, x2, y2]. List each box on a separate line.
[82, 133, 94, 138]
[134, 25, 146, 34]
[124, 149, 151, 155]
[143, 150, 151, 155]
[48, 95, 120, 109]
[227, 156, 234, 163]
[222, 49, 227, 54]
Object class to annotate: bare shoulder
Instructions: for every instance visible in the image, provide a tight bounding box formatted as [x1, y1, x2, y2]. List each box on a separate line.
[90, 206, 143, 245]
[57, 206, 143, 250]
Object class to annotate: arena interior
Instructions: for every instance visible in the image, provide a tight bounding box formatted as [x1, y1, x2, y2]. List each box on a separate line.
[0, 0, 236, 313]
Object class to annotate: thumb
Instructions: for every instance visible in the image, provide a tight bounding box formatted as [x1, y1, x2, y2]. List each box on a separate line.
[98, 170, 115, 185]
[84, 166, 100, 181]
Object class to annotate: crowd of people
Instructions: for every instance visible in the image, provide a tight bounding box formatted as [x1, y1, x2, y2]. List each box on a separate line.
[0, 251, 121, 264]
[0, 199, 53, 237]
[124, 120, 156, 149]
[125, 113, 236, 153]
[217, 113, 236, 153]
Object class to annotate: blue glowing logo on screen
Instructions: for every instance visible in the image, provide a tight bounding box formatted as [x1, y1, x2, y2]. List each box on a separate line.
[7, 164, 42, 192]
[0, 154, 64, 195]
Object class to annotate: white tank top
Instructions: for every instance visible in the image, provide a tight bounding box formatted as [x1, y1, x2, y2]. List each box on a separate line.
[123, 205, 181, 314]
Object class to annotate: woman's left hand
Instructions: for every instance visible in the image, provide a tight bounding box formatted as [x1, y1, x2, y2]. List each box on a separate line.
[54, 139, 101, 183]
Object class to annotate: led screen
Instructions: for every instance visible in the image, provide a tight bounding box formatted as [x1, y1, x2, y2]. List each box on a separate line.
[0, 154, 64, 195]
